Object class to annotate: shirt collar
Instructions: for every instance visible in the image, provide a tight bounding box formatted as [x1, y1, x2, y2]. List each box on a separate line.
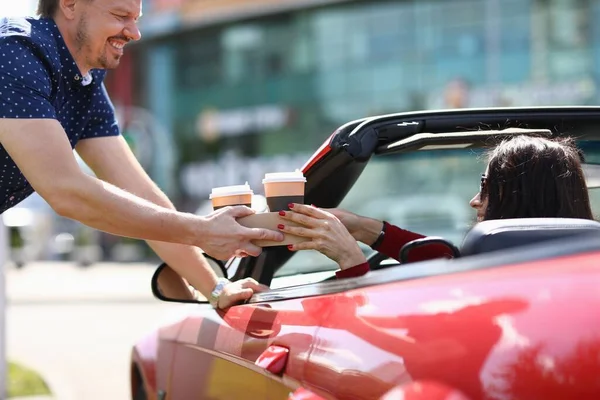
[44, 18, 94, 90]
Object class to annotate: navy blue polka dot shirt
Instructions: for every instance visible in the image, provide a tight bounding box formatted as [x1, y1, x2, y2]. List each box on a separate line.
[0, 17, 120, 213]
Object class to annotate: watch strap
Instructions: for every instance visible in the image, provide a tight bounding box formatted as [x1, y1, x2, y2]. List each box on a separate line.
[209, 278, 231, 308]
[370, 221, 388, 250]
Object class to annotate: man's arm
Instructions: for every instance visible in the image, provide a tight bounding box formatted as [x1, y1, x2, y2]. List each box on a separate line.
[0, 118, 282, 267]
[75, 133, 225, 297]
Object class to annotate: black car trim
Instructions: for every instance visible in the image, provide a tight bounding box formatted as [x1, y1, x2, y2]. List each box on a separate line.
[378, 128, 552, 154]
[350, 106, 600, 134]
[351, 106, 600, 153]
[331, 106, 600, 162]
[249, 231, 600, 303]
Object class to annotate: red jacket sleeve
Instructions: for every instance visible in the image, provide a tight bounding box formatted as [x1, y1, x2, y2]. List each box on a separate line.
[336, 222, 455, 279]
[336, 262, 370, 279]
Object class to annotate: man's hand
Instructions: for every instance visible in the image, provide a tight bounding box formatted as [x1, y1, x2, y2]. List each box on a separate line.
[217, 277, 269, 309]
[198, 206, 284, 260]
[76, 135, 281, 301]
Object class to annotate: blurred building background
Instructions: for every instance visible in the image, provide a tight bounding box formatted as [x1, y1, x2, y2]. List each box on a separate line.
[104, 0, 599, 209]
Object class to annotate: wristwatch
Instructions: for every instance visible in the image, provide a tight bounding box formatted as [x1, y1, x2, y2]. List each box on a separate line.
[370, 221, 388, 250]
[209, 278, 231, 308]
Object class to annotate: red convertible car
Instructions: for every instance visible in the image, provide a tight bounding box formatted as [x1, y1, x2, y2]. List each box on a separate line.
[131, 107, 600, 400]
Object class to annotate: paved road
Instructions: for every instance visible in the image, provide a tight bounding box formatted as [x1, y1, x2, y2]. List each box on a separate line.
[5, 262, 184, 400]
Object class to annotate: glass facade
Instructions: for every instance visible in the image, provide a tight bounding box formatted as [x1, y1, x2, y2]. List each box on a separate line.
[135, 0, 600, 202]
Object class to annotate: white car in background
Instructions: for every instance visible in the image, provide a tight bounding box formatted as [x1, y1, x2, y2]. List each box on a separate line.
[2, 153, 103, 267]
[2, 192, 54, 267]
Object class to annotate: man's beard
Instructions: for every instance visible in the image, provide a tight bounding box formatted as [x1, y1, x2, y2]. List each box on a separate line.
[75, 13, 119, 70]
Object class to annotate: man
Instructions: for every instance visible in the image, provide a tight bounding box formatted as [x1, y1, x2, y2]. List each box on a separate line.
[0, 0, 284, 308]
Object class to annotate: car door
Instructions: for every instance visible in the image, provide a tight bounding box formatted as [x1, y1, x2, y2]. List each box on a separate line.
[165, 296, 322, 399]
[249, 277, 411, 400]
[294, 265, 539, 400]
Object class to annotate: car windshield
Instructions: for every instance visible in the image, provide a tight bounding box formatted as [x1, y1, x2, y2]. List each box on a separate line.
[274, 141, 600, 277]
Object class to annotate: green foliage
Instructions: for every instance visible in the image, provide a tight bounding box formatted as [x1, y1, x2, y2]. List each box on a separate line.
[7, 361, 51, 398]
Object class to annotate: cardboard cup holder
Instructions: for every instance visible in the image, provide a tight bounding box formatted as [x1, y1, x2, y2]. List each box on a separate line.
[238, 212, 310, 247]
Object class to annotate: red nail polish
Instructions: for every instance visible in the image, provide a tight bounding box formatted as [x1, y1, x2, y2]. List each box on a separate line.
[288, 203, 295, 209]
[277, 224, 284, 229]
[279, 211, 286, 216]
[287, 245, 294, 250]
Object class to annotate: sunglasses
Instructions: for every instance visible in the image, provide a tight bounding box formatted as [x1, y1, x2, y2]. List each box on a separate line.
[480, 174, 487, 192]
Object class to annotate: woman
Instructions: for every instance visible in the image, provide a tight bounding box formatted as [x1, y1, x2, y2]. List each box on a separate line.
[277, 135, 594, 278]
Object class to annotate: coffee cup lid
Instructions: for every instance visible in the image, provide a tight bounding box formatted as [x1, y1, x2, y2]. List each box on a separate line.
[209, 183, 254, 199]
[262, 170, 307, 184]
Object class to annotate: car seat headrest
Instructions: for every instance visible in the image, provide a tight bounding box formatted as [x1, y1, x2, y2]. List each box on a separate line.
[461, 218, 600, 256]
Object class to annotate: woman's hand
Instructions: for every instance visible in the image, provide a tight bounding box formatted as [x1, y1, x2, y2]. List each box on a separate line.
[278, 204, 367, 270]
[324, 208, 363, 238]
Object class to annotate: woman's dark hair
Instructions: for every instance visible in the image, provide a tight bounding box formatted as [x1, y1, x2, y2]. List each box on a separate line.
[37, 0, 59, 18]
[482, 135, 593, 220]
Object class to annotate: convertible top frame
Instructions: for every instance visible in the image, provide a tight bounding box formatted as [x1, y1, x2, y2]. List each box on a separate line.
[233, 106, 600, 286]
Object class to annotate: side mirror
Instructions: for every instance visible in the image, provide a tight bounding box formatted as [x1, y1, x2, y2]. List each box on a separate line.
[151, 254, 227, 303]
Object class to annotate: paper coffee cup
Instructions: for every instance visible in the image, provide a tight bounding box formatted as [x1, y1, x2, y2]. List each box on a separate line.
[262, 170, 306, 211]
[210, 183, 253, 210]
